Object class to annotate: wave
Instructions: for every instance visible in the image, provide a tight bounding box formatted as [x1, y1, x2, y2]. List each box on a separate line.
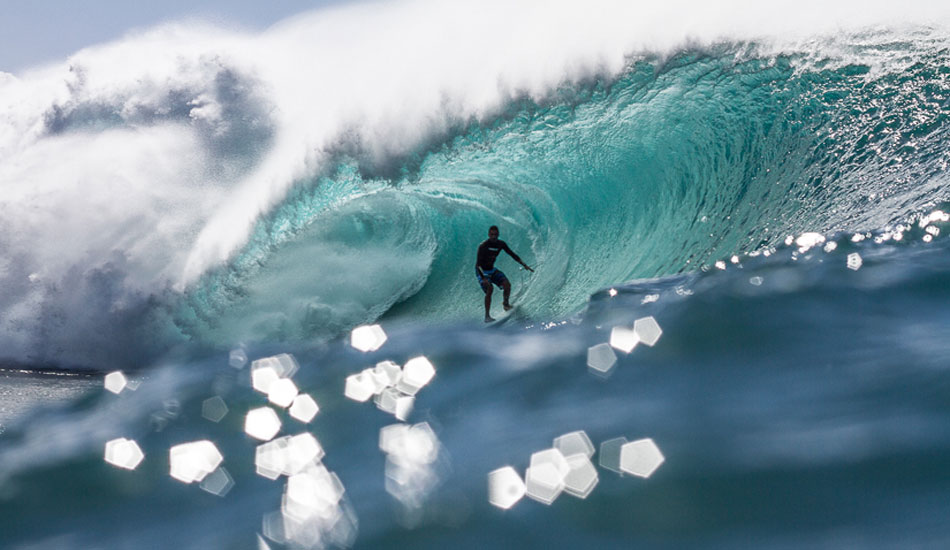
[2, 1, 950, 368]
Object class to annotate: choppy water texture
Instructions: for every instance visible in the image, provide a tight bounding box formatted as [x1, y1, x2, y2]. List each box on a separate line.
[2, 1, 950, 548]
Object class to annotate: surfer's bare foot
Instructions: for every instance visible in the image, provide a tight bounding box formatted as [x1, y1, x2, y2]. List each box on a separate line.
[503, 303, 513, 311]
[485, 316, 495, 323]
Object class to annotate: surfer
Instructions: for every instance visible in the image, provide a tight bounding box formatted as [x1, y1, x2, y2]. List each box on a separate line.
[476, 225, 533, 322]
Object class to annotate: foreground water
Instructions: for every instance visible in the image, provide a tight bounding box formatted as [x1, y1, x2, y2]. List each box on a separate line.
[2, 223, 950, 549]
[0, 370, 99, 428]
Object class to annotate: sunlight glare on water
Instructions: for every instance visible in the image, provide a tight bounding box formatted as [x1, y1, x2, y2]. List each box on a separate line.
[380, 423, 442, 511]
[633, 316, 662, 347]
[253, 433, 327, 480]
[619, 438, 665, 478]
[847, 252, 863, 271]
[245, 407, 282, 441]
[199, 467, 235, 497]
[374, 360, 403, 386]
[609, 326, 639, 353]
[598, 437, 628, 474]
[267, 378, 299, 408]
[563, 454, 599, 498]
[398, 356, 436, 395]
[525, 448, 570, 505]
[201, 396, 229, 423]
[375, 387, 414, 421]
[169, 440, 224, 484]
[586, 343, 618, 376]
[103, 371, 128, 394]
[289, 394, 319, 423]
[553, 431, 595, 458]
[350, 324, 387, 352]
[104, 437, 145, 470]
[344, 372, 375, 402]
[488, 466, 526, 509]
[252, 366, 281, 395]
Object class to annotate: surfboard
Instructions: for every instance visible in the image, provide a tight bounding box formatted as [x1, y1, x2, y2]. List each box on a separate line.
[486, 305, 520, 327]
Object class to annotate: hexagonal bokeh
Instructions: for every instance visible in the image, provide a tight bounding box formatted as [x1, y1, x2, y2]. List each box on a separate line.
[380, 422, 439, 466]
[379, 422, 442, 511]
[255, 439, 289, 480]
[375, 360, 402, 387]
[104, 371, 128, 394]
[378, 424, 410, 454]
[289, 394, 319, 423]
[104, 437, 145, 470]
[201, 396, 229, 423]
[267, 354, 300, 378]
[169, 440, 223, 483]
[283, 466, 345, 521]
[633, 316, 662, 347]
[200, 466, 235, 497]
[847, 252, 863, 271]
[245, 407, 282, 441]
[375, 387, 414, 421]
[609, 326, 639, 353]
[366, 367, 390, 395]
[251, 355, 299, 394]
[587, 343, 617, 375]
[400, 356, 435, 394]
[598, 436, 628, 474]
[488, 466, 526, 509]
[619, 438, 665, 478]
[562, 454, 598, 499]
[285, 433, 326, 476]
[254, 433, 326, 480]
[344, 372, 375, 402]
[350, 324, 387, 352]
[252, 366, 280, 395]
[229, 348, 248, 369]
[268, 378, 299, 408]
[524, 448, 570, 505]
[261, 511, 286, 544]
[554, 431, 595, 459]
[530, 448, 570, 475]
[524, 463, 564, 505]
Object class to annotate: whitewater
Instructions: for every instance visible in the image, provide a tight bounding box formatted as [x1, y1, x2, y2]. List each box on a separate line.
[3, 0, 950, 548]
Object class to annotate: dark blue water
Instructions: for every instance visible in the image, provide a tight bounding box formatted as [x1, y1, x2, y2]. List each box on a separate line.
[3, 16, 950, 550]
[4, 226, 950, 549]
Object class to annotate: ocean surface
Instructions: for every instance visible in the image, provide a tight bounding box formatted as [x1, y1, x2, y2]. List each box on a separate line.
[2, 1, 950, 548]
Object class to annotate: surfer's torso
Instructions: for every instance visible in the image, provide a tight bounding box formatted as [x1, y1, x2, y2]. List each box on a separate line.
[476, 239, 513, 272]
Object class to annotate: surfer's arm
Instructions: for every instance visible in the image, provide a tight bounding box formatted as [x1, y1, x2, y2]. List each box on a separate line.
[502, 243, 534, 272]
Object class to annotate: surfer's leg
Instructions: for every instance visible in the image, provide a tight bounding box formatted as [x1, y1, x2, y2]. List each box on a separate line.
[502, 279, 512, 310]
[482, 281, 494, 322]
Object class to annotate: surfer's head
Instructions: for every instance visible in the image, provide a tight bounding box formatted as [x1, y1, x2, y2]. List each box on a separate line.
[488, 225, 499, 240]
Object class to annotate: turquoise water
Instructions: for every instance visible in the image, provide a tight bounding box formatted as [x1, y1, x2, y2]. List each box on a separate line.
[2, 12, 950, 550]
[174, 34, 950, 354]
